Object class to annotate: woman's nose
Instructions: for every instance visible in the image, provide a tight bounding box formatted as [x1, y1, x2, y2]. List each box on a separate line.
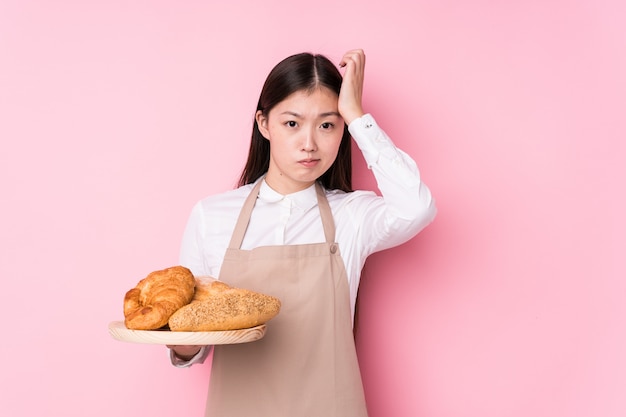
[301, 130, 317, 152]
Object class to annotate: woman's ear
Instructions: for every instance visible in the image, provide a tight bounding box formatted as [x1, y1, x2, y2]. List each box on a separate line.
[256, 110, 270, 140]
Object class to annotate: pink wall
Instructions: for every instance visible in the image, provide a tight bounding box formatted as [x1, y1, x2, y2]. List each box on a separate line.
[1, 1, 624, 416]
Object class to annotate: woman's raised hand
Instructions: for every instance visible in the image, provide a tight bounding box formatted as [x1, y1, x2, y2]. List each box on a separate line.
[338, 49, 366, 125]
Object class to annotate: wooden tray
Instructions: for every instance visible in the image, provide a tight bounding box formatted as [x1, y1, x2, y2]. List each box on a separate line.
[108, 321, 267, 345]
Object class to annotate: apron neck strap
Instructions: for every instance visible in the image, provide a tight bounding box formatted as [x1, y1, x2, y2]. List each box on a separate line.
[315, 182, 336, 244]
[227, 179, 336, 249]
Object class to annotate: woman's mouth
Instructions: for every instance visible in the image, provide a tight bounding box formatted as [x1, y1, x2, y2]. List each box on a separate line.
[298, 158, 320, 168]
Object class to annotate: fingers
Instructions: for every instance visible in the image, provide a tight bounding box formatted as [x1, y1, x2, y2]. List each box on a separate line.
[168, 344, 204, 360]
[167, 345, 204, 353]
[339, 49, 366, 69]
[341, 49, 365, 92]
[338, 49, 366, 124]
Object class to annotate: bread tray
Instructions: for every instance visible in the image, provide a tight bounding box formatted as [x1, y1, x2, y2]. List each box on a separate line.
[108, 321, 267, 345]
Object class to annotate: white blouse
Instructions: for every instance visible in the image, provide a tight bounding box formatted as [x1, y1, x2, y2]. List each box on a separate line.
[172, 113, 436, 366]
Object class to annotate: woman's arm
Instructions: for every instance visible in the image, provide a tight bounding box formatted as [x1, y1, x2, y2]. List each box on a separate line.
[348, 114, 436, 251]
[339, 50, 436, 253]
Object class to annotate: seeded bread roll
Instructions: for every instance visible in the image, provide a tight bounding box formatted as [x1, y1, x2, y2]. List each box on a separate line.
[123, 266, 195, 330]
[168, 278, 281, 331]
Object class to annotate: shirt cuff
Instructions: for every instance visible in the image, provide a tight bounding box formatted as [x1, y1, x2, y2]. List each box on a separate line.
[169, 346, 211, 368]
[348, 114, 398, 168]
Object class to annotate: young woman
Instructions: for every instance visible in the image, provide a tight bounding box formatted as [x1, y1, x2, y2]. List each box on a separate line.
[169, 49, 436, 416]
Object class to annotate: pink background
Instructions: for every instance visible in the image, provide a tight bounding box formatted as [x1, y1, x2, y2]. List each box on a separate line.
[1, 1, 625, 416]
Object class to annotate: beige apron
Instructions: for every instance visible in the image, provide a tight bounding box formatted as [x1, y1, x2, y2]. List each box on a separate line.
[206, 180, 369, 417]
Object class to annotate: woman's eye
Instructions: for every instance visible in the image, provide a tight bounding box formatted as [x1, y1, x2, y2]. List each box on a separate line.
[320, 122, 334, 129]
[285, 121, 297, 128]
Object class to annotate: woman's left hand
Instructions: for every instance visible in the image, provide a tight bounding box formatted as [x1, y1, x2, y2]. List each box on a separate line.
[167, 344, 204, 360]
[338, 49, 366, 125]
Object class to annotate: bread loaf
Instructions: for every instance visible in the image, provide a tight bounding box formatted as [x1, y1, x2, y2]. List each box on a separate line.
[123, 266, 195, 330]
[168, 278, 281, 331]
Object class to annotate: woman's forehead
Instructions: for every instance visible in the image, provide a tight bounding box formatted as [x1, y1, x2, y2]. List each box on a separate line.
[272, 87, 339, 116]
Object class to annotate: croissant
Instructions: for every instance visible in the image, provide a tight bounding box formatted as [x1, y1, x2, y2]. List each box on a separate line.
[123, 266, 195, 330]
[168, 277, 281, 331]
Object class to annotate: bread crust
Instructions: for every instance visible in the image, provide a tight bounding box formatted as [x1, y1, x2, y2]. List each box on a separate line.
[123, 266, 195, 330]
[168, 278, 281, 331]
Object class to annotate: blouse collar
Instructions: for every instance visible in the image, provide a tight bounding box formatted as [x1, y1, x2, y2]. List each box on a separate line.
[258, 179, 319, 211]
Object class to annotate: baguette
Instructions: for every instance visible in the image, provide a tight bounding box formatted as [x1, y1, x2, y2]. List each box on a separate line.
[168, 278, 281, 331]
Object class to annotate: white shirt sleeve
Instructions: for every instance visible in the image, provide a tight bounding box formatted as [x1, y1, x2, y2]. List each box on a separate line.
[179, 201, 210, 277]
[348, 114, 437, 253]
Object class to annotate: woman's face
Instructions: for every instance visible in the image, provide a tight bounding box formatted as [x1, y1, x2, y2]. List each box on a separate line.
[257, 87, 344, 194]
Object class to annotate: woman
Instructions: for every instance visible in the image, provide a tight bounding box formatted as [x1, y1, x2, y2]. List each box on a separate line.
[169, 49, 436, 416]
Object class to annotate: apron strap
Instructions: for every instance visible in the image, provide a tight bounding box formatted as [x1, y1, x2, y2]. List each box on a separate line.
[228, 180, 337, 250]
[315, 182, 336, 244]
[227, 180, 263, 250]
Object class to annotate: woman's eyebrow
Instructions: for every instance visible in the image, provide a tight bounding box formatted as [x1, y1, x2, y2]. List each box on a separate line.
[280, 111, 302, 117]
[279, 111, 341, 118]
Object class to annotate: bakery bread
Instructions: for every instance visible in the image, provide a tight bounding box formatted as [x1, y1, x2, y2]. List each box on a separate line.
[168, 278, 281, 331]
[123, 266, 195, 330]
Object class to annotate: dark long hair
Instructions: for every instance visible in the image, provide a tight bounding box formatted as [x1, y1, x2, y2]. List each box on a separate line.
[237, 53, 352, 192]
